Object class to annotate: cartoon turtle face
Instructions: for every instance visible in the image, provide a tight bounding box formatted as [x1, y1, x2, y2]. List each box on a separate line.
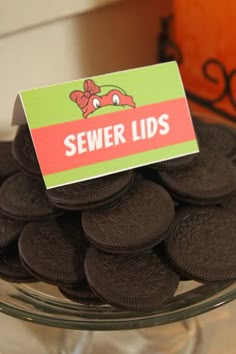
[70, 79, 136, 118]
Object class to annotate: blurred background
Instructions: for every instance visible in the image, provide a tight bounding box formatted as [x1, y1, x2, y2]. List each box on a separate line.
[0, 0, 170, 140]
[1, 0, 235, 141]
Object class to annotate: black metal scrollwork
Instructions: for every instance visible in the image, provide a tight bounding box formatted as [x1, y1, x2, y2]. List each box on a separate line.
[158, 16, 183, 65]
[158, 16, 236, 124]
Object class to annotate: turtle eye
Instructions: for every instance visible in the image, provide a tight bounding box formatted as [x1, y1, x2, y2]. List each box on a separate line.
[112, 94, 120, 105]
[93, 98, 101, 109]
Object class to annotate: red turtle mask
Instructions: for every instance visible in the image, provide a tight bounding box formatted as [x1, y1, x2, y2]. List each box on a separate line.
[70, 79, 135, 118]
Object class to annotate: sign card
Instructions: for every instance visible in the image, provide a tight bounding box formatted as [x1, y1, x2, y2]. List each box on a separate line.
[13, 61, 199, 189]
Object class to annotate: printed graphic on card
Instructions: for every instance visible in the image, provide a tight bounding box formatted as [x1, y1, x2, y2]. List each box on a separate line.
[12, 62, 199, 189]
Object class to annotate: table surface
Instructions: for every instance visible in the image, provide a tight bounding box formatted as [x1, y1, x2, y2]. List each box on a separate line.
[0, 299, 235, 354]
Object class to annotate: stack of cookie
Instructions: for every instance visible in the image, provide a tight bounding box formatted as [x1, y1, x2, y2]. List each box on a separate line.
[0, 117, 235, 312]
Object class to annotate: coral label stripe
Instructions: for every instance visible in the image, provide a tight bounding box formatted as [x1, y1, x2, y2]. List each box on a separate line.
[31, 97, 196, 175]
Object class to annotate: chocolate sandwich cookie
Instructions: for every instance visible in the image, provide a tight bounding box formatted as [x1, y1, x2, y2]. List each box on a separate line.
[19, 214, 88, 286]
[82, 179, 174, 254]
[0, 142, 19, 183]
[193, 119, 236, 157]
[227, 126, 236, 161]
[85, 246, 180, 311]
[158, 149, 236, 205]
[59, 280, 105, 305]
[149, 153, 197, 172]
[192, 115, 208, 139]
[165, 207, 236, 281]
[205, 124, 236, 157]
[0, 212, 25, 254]
[220, 190, 236, 216]
[12, 125, 41, 178]
[46, 171, 134, 210]
[0, 247, 36, 283]
[0, 173, 60, 220]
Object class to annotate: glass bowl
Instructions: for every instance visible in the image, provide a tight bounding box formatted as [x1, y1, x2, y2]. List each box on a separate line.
[0, 279, 235, 331]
